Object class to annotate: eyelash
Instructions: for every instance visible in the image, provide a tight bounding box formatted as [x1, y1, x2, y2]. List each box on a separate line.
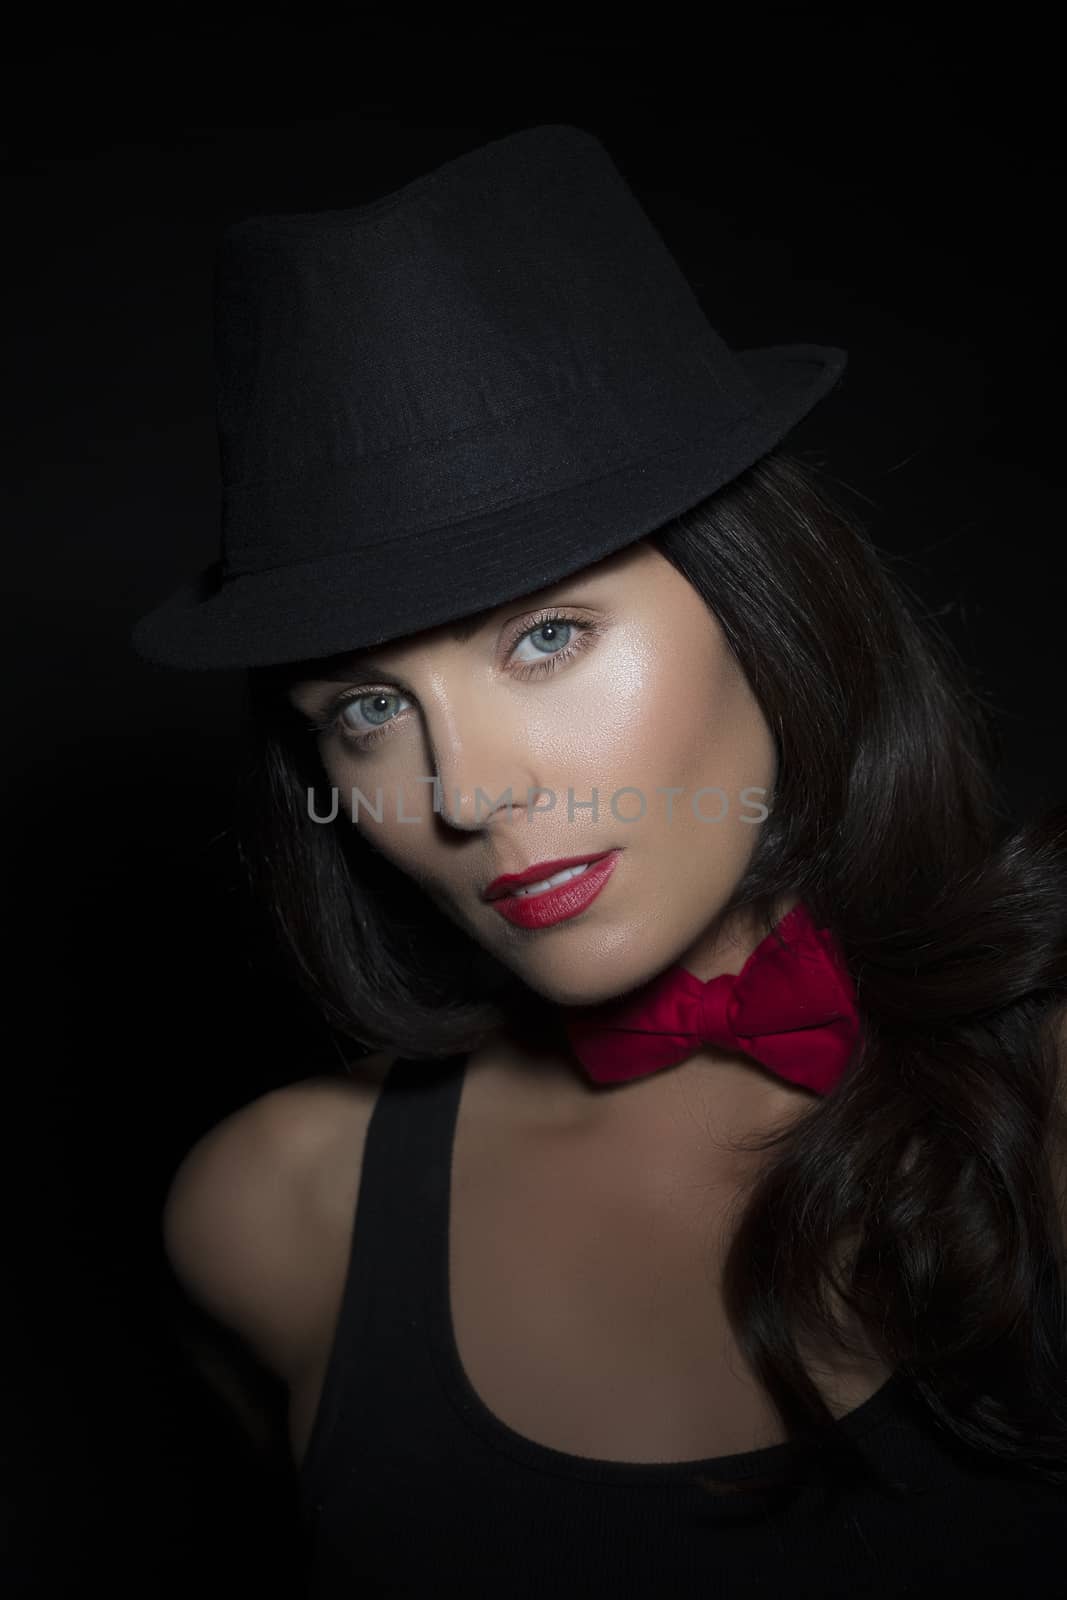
[305, 609, 599, 751]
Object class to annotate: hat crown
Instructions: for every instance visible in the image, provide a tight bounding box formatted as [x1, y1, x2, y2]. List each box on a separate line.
[212, 124, 752, 507]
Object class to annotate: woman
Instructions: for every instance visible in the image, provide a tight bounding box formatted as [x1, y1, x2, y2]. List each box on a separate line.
[135, 125, 1067, 1595]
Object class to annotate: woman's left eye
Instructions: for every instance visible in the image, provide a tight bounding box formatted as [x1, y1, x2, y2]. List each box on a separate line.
[309, 610, 597, 748]
[511, 616, 580, 664]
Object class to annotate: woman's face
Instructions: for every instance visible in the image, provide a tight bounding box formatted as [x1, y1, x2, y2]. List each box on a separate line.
[287, 540, 785, 1007]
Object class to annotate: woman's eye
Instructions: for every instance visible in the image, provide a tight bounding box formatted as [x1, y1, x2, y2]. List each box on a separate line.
[510, 618, 576, 663]
[338, 690, 411, 739]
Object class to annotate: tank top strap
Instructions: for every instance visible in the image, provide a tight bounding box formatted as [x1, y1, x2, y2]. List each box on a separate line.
[356, 1053, 468, 1311]
[297, 1051, 467, 1524]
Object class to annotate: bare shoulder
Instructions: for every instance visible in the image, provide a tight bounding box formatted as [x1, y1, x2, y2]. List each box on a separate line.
[161, 1049, 399, 1387]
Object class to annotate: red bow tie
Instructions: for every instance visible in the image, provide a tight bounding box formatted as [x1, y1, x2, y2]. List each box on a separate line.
[562, 902, 861, 1094]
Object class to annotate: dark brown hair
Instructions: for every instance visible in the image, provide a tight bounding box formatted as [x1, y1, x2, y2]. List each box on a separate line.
[235, 447, 1067, 1505]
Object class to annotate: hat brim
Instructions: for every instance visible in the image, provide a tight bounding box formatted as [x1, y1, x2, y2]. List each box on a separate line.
[130, 344, 846, 672]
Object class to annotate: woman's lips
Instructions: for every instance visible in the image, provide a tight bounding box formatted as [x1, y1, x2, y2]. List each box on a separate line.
[488, 849, 622, 929]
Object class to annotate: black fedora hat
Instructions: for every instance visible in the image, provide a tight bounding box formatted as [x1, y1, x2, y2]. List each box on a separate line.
[130, 123, 847, 673]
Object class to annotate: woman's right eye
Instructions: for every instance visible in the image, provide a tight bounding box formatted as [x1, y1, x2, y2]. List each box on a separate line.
[310, 689, 413, 749]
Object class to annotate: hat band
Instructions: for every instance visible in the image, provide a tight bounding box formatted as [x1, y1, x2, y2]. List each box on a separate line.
[219, 365, 759, 578]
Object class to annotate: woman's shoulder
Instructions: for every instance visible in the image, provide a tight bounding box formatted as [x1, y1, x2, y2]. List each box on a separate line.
[168, 1046, 401, 1213]
[161, 1049, 400, 1386]
[269, 1048, 400, 1153]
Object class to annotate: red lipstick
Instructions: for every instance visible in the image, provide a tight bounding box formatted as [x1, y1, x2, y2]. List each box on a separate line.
[486, 849, 621, 929]
[482, 851, 615, 901]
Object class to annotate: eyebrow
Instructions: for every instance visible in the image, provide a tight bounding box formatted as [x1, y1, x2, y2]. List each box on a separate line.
[304, 609, 493, 686]
[447, 614, 488, 645]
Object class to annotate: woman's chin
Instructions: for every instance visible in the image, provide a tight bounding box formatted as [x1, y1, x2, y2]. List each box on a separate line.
[511, 962, 661, 1013]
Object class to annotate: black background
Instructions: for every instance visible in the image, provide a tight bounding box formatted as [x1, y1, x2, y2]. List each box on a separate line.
[4, 16, 1063, 1595]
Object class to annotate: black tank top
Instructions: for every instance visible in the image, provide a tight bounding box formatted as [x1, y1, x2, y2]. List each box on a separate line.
[296, 1055, 1067, 1596]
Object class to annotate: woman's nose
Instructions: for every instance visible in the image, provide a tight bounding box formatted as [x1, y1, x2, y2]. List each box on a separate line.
[426, 708, 540, 831]
[433, 766, 535, 831]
